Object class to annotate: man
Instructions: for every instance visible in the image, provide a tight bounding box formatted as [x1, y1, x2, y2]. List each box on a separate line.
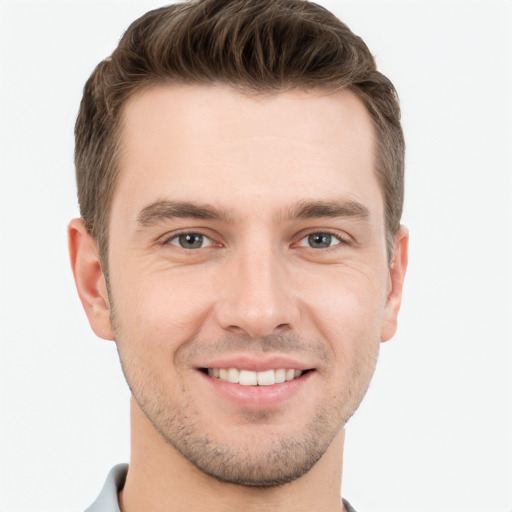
[68, 0, 408, 510]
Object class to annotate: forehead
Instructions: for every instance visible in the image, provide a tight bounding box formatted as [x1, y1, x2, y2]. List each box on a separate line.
[114, 85, 381, 222]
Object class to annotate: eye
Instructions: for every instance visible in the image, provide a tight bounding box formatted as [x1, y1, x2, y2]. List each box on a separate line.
[168, 233, 213, 249]
[297, 232, 343, 249]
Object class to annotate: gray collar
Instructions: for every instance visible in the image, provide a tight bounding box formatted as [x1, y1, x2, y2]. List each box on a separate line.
[84, 463, 128, 512]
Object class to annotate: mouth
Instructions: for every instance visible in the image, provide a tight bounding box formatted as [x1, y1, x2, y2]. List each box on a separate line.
[200, 367, 312, 386]
[195, 356, 317, 409]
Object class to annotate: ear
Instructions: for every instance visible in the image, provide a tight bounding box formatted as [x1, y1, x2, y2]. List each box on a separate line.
[68, 218, 114, 340]
[381, 226, 409, 342]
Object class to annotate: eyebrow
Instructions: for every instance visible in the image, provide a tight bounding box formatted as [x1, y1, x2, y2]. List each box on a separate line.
[278, 199, 370, 222]
[137, 200, 233, 226]
[136, 198, 370, 227]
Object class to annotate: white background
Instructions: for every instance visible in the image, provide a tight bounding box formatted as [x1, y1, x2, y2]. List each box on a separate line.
[0, 1, 511, 511]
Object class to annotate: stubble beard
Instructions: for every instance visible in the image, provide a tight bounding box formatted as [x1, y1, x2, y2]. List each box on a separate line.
[109, 298, 379, 487]
[132, 382, 340, 487]
[117, 344, 378, 487]
[123, 369, 354, 487]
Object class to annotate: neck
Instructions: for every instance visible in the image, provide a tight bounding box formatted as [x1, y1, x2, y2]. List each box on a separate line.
[119, 398, 347, 512]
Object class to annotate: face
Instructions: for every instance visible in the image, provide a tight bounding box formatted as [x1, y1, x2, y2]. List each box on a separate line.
[92, 85, 406, 486]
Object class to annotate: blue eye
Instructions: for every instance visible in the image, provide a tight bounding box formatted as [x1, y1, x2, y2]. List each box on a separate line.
[298, 232, 342, 249]
[168, 233, 213, 249]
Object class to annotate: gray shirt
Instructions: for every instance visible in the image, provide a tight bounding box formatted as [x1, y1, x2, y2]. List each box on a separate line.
[85, 464, 358, 512]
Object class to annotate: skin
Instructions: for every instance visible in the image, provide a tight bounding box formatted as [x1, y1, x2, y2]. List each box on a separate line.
[69, 85, 408, 512]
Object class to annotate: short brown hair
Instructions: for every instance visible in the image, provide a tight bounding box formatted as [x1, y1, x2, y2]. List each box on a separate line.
[75, 0, 404, 269]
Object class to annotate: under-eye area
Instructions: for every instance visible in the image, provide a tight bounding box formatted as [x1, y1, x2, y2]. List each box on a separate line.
[200, 368, 314, 386]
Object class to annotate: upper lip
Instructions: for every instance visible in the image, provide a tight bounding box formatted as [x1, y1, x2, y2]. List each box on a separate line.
[196, 355, 315, 372]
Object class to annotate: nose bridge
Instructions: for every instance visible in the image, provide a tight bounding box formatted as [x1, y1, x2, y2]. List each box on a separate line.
[216, 236, 298, 338]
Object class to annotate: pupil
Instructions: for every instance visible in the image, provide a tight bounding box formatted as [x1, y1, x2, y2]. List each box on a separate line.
[180, 234, 203, 248]
[309, 233, 331, 248]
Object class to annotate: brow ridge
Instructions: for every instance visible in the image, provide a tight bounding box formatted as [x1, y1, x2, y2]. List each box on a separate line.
[279, 199, 370, 222]
[137, 200, 232, 225]
[137, 198, 370, 227]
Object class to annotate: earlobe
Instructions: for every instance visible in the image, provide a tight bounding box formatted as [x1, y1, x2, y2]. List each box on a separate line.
[381, 226, 409, 342]
[68, 218, 114, 340]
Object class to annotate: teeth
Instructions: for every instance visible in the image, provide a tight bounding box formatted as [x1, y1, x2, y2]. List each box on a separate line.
[207, 368, 305, 386]
[227, 368, 239, 384]
[257, 369, 275, 386]
[275, 368, 286, 384]
[239, 370, 258, 386]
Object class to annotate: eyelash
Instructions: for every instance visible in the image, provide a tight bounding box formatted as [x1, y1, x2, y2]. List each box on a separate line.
[162, 230, 217, 250]
[161, 229, 350, 251]
[294, 230, 348, 249]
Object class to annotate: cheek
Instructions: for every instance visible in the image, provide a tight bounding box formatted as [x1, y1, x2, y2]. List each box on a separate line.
[114, 263, 213, 324]
[300, 266, 387, 336]
[299, 268, 386, 385]
[110, 268, 216, 370]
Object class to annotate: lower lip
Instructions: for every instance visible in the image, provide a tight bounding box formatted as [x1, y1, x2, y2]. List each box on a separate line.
[197, 370, 314, 409]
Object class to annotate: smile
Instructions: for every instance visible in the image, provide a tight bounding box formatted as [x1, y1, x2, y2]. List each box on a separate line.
[198, 363, 315, 409]
[205, 368, 304, 386]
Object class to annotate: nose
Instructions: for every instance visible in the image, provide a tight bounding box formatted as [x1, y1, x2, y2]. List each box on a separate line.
[215, 243, 300, 339]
